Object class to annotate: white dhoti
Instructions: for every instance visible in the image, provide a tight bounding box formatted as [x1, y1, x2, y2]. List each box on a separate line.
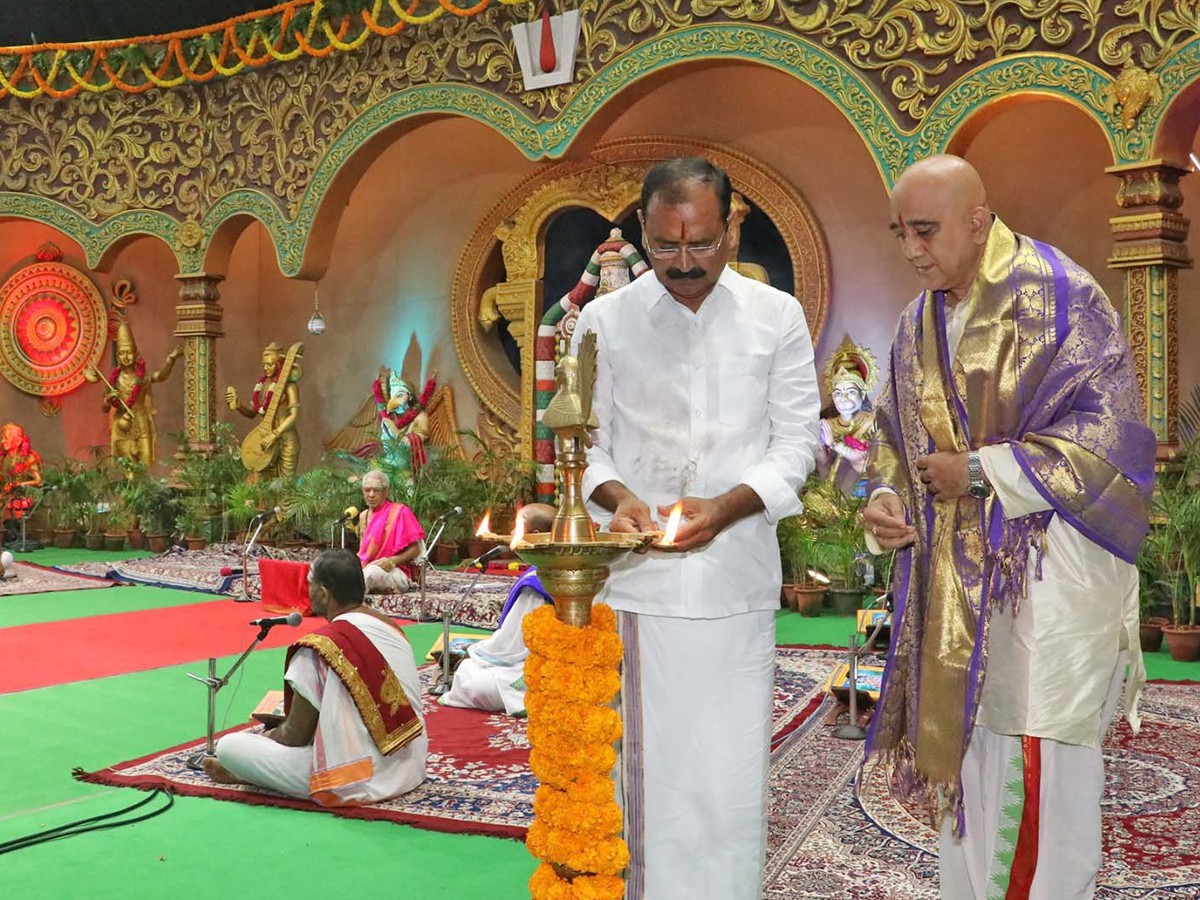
[618, 609, 775, 900]
[939, 653, 1127, 900]
[440, 588, 544, 715]
[214, 732, 313, 799]
[362, 564, 412, 594]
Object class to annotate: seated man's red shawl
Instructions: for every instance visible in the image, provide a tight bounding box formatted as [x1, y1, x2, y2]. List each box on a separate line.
[285, 617, 423, 755]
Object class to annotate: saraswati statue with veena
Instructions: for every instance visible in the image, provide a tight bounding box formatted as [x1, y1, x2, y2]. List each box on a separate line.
[226, 341, 304, 480]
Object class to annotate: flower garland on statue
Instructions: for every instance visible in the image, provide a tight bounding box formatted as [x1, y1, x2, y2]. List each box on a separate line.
[523, 603, 628, 900]
[373, 377, 437, 431]
[251, 364, 280, 414]
[105, 358, 147, 409]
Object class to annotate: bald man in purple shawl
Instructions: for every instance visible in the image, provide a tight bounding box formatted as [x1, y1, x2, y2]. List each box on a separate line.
[863, 156, 1155, 900]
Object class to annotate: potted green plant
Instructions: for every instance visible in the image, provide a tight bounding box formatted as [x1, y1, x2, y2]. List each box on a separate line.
[176, 495, 214, 550]
[777, 515, 826, 616]
[134, 476, 181, 553]
[41, 457, 88, 548]
[172, 424, 244, 546]
[1136, 541, 1170, 653]
[458, 429, 536, 538]
[1145, 436, 1200, 661]
[279, 460, 361, 548]
[802, 478, 868, 616]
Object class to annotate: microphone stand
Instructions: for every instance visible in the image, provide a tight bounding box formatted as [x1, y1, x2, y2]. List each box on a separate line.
[427, 564, 489, 696]
[238, 512, 270, 602]
[184, 621, 279, 769]
[416, 513, 451, 623]
[832, 633, 868, 741]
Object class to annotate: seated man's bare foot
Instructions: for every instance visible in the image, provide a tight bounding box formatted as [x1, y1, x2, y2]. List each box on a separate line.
[201, 755, 247, 785]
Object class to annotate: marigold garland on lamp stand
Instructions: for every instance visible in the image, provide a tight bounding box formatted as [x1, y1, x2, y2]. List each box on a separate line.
[523, 603, 628, 899]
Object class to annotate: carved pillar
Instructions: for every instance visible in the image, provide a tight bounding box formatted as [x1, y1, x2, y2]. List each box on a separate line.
[1107, 160, 1190, 449]
[494, 278, 542, 462]
[173, 273, 225, 451]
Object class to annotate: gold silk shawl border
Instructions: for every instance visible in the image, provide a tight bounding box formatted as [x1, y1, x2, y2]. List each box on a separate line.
[295, 632, 423, 756]
[910, 221, 1024, 801]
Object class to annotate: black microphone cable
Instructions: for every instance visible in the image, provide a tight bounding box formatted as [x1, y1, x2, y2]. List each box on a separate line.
[0, 787, 174, 855]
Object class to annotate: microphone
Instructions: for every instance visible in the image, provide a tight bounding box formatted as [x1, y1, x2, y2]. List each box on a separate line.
[252, 506, 283, 524]
[435, 505, 463, 521]
[341, 506, 360, 522]
[466, 544, 506, 569]
[220, 566, 244, 576]
[249, 612, 303, 628]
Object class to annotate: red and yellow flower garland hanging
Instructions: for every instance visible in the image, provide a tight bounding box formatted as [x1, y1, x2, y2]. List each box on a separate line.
[523, 602, 627, 900]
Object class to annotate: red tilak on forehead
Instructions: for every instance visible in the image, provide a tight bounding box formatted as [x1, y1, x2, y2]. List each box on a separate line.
[678, 221, 689, 241]
[898, 213, 906, 229]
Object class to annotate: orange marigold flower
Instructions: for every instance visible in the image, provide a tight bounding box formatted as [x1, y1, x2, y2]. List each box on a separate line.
[528, 863, 624, 900]
[523, 604, 622, 667]
[525, 696, 622, 745]
[526, 820, 630, 875]
[525, 655, 621, 706]
[533, 785, 623, 834]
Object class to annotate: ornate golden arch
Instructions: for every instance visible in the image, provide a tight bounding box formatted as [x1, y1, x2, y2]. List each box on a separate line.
[450, 136, 832, 460]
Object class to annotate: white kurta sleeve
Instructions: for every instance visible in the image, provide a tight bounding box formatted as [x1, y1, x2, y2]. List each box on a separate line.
[978, 443, 1053, 519]
[739, 299, 820, 524]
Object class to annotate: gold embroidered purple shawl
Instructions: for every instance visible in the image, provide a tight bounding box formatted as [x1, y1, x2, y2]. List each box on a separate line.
[863, 219, 1155, 826]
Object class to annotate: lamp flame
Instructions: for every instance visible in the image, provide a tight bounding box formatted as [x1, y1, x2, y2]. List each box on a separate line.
[475, 511, 491, 538]
[510, 505, 525, 549]
[661, 502, 684, 546]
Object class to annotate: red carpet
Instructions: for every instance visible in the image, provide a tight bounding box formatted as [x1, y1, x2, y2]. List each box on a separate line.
[76, 649, 841, 839]
[0, 601, 328, 694]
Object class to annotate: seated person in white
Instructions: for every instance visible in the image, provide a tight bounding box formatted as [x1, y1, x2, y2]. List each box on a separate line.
[357, 468, 424, 594]
[439, 504, 556, 715]
[203, 549, 427, 805]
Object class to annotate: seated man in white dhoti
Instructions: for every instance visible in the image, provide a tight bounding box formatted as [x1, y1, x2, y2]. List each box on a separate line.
[439, 503, 556, 715]
[357, 469, 424, 594]
[203, 550, 427, 805]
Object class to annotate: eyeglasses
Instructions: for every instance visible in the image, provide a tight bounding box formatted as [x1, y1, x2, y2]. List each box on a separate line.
[638, 212, 729, 259]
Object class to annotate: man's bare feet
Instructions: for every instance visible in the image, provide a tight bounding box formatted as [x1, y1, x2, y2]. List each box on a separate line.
[201, 755, 247, 785]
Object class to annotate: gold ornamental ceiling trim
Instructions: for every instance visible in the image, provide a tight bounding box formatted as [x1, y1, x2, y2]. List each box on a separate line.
[0, 0, 528, 100]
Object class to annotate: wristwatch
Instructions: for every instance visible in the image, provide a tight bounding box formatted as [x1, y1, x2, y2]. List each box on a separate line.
[966, 450, 992, 499]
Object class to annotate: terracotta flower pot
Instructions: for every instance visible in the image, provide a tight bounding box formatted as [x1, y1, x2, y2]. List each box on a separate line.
[792, 584, 827, 617]
[84, 532, 105, 550]
[126, 528, 145, 550]
[184, 536, 207, 551]
[1139, 617, 1169, 654]
[53, 528, 77, 549]
[103, 532, 127, 552]
[432, 541, 460, 566]
[1162, 625, 1200, 662]
[146, 534, 172, 554]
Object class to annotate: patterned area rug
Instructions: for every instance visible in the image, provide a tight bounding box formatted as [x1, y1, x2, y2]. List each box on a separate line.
[56, 545, 514, 629]
[75, 648, 844, 839]
[0, 561, 114, 595]
[764, 680, 1200, 899]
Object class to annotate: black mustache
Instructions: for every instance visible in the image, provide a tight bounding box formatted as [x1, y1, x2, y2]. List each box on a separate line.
[665, 267, 705, 280]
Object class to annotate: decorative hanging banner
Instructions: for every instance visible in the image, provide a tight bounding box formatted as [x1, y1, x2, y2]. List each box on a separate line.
[0, 259, 108, 397]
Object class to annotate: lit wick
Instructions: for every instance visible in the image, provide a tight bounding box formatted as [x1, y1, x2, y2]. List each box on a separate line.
[660, 502, 684, 546]
[475, 510, 492, 538]
[509, 505, 526, 549]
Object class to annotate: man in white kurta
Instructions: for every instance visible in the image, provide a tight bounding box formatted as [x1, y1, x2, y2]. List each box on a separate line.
[572, 157, 820, 900]
[205, 550, 427, 805]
